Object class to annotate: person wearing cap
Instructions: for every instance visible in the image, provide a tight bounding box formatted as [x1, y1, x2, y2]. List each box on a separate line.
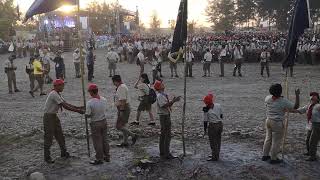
[106, 47, 120, 77]
[154, 80, 181, 159]
[30, 54, 46, 97]
[73, 48, 81, 78]
[260, 46, 271, 77]
[85, 84, 110, 165]
[86, 47, 95, 82]
[4, 54, 20, 94]
[112, 75, 138, 147]
[202, 93, 223, 161]
[233, 44, 243, 77]
[43, 79, 84, 163]
[262, 84, 300, 164]
[297, 92, 320, 161]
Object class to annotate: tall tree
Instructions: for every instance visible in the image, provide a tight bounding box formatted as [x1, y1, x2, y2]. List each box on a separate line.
[0, 0, 18, 39]
[206, 0, 236, 31]
[235, 0, 257, 27]
[150, 10, 161, 31]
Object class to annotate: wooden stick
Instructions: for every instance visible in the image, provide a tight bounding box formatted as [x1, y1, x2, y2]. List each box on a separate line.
[281, 69, 289, 159]
[77, 0, 90, 157]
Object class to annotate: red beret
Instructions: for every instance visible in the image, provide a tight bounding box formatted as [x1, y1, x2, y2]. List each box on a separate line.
[153, 80, 162, 91]
[88, 83, 98, 91]
[53, 79, 64, 86]
[310, 92, 319, 97]
[203, 93, 215, 105]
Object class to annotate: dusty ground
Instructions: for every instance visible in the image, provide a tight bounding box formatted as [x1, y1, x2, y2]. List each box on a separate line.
[0, 50, 319, 180]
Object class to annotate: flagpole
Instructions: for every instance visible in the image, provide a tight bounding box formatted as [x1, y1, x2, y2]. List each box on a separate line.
[77, 0, 90, 157]
[181, 0, 187, 157]
[281, 69, 289, 159]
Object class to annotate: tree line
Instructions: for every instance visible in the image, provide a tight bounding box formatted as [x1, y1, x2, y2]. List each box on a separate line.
[206, 0, 320, 31]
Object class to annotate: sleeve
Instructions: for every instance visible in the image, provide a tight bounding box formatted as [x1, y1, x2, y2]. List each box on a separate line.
[52, 92, 64, 105]
[157, 94, 167, 108]
[85, 102, 91, 116]
[283, 99, 295, 110]
[297, 105, 308, 114]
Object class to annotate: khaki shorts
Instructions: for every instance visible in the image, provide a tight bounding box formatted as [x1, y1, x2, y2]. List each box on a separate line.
[138, 96, 151, 111]
[117, 104, 130, 127]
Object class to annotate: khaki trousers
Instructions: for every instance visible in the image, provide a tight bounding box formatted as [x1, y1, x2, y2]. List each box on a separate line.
[43, 113, 67, 160]
[208, 122, 223, 160]
[90, 120, 110, 161]
[33, 74, 44, 93]
[159, 114, 171, 157]
[6, 70, 17, 92]
[262, 119, 284, 160]
[116, 105, 134, 144]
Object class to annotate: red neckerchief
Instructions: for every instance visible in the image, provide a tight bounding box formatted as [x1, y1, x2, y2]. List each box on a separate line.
[92, 94, 100, 100]
[272, 96, 281, 101]
[160, 92, 171, 112]
[307, 103, 316, 123]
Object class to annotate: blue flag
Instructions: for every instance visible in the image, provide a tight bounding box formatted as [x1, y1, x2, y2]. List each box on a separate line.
[25, 0, 77, 21]
[282, 0, 311, 68]
[171, 0, 187, 53]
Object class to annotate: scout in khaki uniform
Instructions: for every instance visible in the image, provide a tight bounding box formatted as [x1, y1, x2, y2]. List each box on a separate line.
[43, 79, 84, 163]
[131, 73, 155, 126]
[298, 92, 320, 161]
[26, 57, 35, 92]
[4, 54, 20, 94]
[85, 84, 110, 165]
[112, 75, 138, 147]
[262, 84, 300, 164]
[154, 80, 180, 159]
[29, 54, 46, 97]
[106, 47, 120, 77]
[202, 93, 223, 161]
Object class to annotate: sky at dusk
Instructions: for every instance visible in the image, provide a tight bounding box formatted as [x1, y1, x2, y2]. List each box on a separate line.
[15, 0, 210, 27]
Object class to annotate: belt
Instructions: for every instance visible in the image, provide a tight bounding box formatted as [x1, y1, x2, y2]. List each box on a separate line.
[90, 119, 106, 124]
[209, 121, 222, 124]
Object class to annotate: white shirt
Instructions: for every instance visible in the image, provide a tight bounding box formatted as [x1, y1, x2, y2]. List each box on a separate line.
[233, 48, 243, 60]
[203, 104, 223, 123]
[106, 51, 119, 63]
[219, 48, 227, 57]
[137, 51, 145, 63]
[265, 95, 294, 122]
[44, 91, 64, 114]
[184, 52, 194, 62]
[204, 52, 212, 62]
[73, 52, 80, 63]
[86, 96, 108, 122]
[114, 84, 130, 106]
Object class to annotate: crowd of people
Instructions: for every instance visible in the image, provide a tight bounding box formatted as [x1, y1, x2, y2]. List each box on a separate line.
[3, 31, 320, 166]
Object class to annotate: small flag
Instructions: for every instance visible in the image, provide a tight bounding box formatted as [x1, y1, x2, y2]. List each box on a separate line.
[170, 0, 187, 53]
[282, 0, 312, 68]
[25, 0, 77, 21]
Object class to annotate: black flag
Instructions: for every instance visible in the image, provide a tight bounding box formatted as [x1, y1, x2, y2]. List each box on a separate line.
[282, 0, 311, 68]
[170, 0, 187, 53]
[25, 0, 77, 21]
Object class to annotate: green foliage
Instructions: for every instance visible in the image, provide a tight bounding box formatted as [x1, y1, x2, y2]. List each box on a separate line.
[206, 0, 236, 31]
[207, 0, 320, 31]
[0, 0, 18, 39]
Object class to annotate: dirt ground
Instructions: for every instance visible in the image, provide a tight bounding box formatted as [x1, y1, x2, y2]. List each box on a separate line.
[0, 50, 319, 180]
